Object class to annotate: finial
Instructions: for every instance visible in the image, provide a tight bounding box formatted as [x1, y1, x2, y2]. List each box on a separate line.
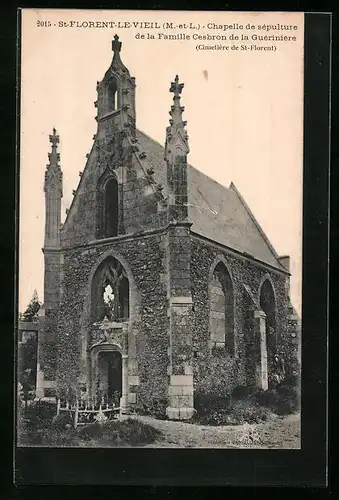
[112, 34, 122, 54]
[170, 74, 184, 97]
[106, 34, 130, 77]
[49, 127, 59, 148]
[47, 127, 61, 167]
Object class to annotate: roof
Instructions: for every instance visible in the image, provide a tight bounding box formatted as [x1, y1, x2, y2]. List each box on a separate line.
[136, 129, 286, 272]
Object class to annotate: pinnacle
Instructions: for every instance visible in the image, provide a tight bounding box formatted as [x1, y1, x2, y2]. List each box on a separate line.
[165, 75, 190, 161]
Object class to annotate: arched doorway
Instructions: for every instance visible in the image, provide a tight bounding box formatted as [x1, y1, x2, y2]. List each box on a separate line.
[97, 349, 122, 405]
[84, 251, 137, 410]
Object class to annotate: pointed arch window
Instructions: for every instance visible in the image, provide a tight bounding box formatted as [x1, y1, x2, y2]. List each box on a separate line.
[105, 177, 119, 238]
[92, 257, 129, 323]
[209, 262, 235, 355]
[259, 279, 277, 356]
[107, 79, 118, 113]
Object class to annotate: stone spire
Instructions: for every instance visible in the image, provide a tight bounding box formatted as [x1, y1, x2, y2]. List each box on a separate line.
[165, 75, 190, 221]
[44, 128, 63, 247]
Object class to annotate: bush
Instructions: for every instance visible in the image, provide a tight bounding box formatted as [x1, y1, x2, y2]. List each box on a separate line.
[136, 398, 168, 419]
[194, 390, 231, 416]
[113, 418, 162, 446]
[76, 422, 105, 441]
[19, 411, 163, 447]
[51, 412, 74, 431]
[274, 384, 300, 415]
[231, 385, 255, 402]
[23, 400, 57, 430]
[283, 373, 300, 388]
[76, 418, 163, 446]
[193, 374, 300, 426]
[226, 400, 271, 425]
[252, 383, 300, 415]
[23, 426, 76, 447]
[195, 399, 271, 426]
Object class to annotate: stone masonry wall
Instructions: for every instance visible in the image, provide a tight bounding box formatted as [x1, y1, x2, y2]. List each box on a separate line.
[56, 231, 170, 412]
[123, 157, 168, 234]
[165, 223, 195, 420]
[190, 235, 290, 396]
[60, 125, 169, 249]
[40, 250, 62, 384]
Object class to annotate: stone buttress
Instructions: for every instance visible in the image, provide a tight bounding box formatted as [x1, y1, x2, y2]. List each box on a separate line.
[39, 128, 63, 397]
[164, 75, 195, 420]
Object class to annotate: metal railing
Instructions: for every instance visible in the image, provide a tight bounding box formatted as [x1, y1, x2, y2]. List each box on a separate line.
[56, 398, 121, 428]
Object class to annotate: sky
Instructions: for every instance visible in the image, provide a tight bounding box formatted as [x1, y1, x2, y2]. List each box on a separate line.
[19, 9, 304, 315]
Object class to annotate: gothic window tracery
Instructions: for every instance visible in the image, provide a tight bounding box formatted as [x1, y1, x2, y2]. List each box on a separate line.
[209, 262, 235, 355]
[92, 257, 129, 322]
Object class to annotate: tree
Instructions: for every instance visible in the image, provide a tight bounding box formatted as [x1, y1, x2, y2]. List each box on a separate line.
[21, 290, 41, 322]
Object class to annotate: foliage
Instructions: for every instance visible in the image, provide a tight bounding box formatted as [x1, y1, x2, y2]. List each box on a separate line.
[18, 337, 38, 401]
[194, 390, 231, 417]
[225, 400, 271, 425]
[197, 354, 241, 397]
[21, 400, 57, 431]
[16, 393, 26, 440]
[21, 290, 41, 322]
[252, 384, 300, 415]
[194, 397, 271, 426]
[18, 396, 163, 447]
[136, 398, 168, 419]
[51, 412, 74, 431]
[76, 418, 162, 446]
[21, 426, 76, 447]
[231, 385, 255, 401]
[19, 413, 162, 447]
[193, 374, 300, 426]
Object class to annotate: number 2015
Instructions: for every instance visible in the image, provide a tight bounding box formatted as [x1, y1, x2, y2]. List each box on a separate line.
[37, 20, 52, 27]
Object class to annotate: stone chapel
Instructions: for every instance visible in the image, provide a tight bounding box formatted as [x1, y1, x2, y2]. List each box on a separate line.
[37, 35, 300, 420]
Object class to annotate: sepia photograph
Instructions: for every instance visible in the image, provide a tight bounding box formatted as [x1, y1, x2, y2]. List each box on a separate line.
[17, 9, 303, 451]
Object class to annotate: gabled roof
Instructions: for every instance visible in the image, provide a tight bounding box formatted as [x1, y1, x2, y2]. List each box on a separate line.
[136, 129, 286, 272]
